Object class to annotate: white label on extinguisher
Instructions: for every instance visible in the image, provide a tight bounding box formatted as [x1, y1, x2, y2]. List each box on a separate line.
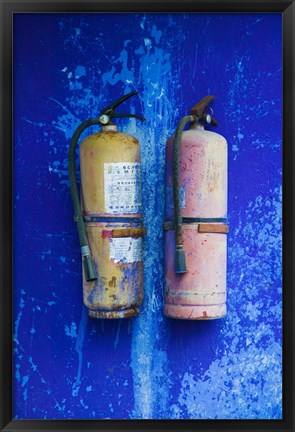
[109, 237, 143, 264]
[104, 163, 141, 214]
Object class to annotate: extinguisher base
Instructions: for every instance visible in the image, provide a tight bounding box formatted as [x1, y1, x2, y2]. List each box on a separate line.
[164, 303, 226, 320]
[88, 306, 140, 319]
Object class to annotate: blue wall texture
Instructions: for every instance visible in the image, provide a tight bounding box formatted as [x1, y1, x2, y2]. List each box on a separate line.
[13, 13, 282, 419]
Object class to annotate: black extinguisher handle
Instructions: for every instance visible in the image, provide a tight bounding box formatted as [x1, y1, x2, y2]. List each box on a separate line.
[99, 91, 146, 124]
[101, 90, 139, 113]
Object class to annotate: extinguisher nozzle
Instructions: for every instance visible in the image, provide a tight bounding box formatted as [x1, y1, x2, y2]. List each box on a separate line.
[175, 245, 187, 274]
[83, 255, 98, 282]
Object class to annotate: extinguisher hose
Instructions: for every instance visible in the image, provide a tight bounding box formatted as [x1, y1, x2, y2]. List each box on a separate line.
[68, 118, 101, 282]
[173, 114, 195, 274]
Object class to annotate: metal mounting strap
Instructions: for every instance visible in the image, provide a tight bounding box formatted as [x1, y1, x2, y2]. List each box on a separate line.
[198, 223, 229, 234]
[163, 220, 229, 234]
[84, 216, 142, 223]
[111, 227, 146, 238]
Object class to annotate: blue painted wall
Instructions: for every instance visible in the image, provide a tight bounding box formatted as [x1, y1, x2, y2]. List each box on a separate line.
[13, 12, 282, 419]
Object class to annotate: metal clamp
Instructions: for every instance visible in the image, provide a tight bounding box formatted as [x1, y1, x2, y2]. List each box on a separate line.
[111, 227, 146, 238]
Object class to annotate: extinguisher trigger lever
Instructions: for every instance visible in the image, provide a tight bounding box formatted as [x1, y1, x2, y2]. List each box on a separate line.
[190, 95, 218, 127]
[106, 112, 146, 122]
[101, 90, 139, 112]
[100, 90, 145, 124]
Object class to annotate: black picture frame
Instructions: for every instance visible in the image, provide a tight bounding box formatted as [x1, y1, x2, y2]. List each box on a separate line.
[0, 1, 294, 431]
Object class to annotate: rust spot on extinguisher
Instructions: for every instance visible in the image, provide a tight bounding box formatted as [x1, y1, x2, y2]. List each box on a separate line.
[102, 230, 112, 238]
[108, 276, 116, 288]
[202, 311, 208, 318]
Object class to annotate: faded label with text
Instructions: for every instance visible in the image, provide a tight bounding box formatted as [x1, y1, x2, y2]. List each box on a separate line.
[110, 237, 143, 264]
[104, 162, 141, 214]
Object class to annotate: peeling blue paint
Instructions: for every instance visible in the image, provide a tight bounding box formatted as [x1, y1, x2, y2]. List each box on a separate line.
[13, 12, 282, 420]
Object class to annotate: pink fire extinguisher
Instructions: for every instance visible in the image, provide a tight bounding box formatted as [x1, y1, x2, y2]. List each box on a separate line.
[164, 96, 229, 320]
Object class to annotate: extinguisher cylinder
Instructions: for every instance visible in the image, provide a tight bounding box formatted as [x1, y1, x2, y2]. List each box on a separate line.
[80, 129, 144, 319]
[164, 122, 228, 320]
[69, 91, 145, 318]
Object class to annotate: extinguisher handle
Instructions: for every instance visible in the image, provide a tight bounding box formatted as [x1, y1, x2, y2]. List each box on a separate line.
[190, 95, 215, 117]
[190, 95, 218, 127]
[101, 90, 139, 113]
[109, 112, 146, 122]
[100, 90, 145, 124]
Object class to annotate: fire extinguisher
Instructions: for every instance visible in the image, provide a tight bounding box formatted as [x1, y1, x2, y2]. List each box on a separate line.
[68, 91, 146, 319]
[164, 96, 229, 320]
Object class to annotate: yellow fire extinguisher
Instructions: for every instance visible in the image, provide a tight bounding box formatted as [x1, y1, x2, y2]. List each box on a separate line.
[68, 91, 146, 318]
